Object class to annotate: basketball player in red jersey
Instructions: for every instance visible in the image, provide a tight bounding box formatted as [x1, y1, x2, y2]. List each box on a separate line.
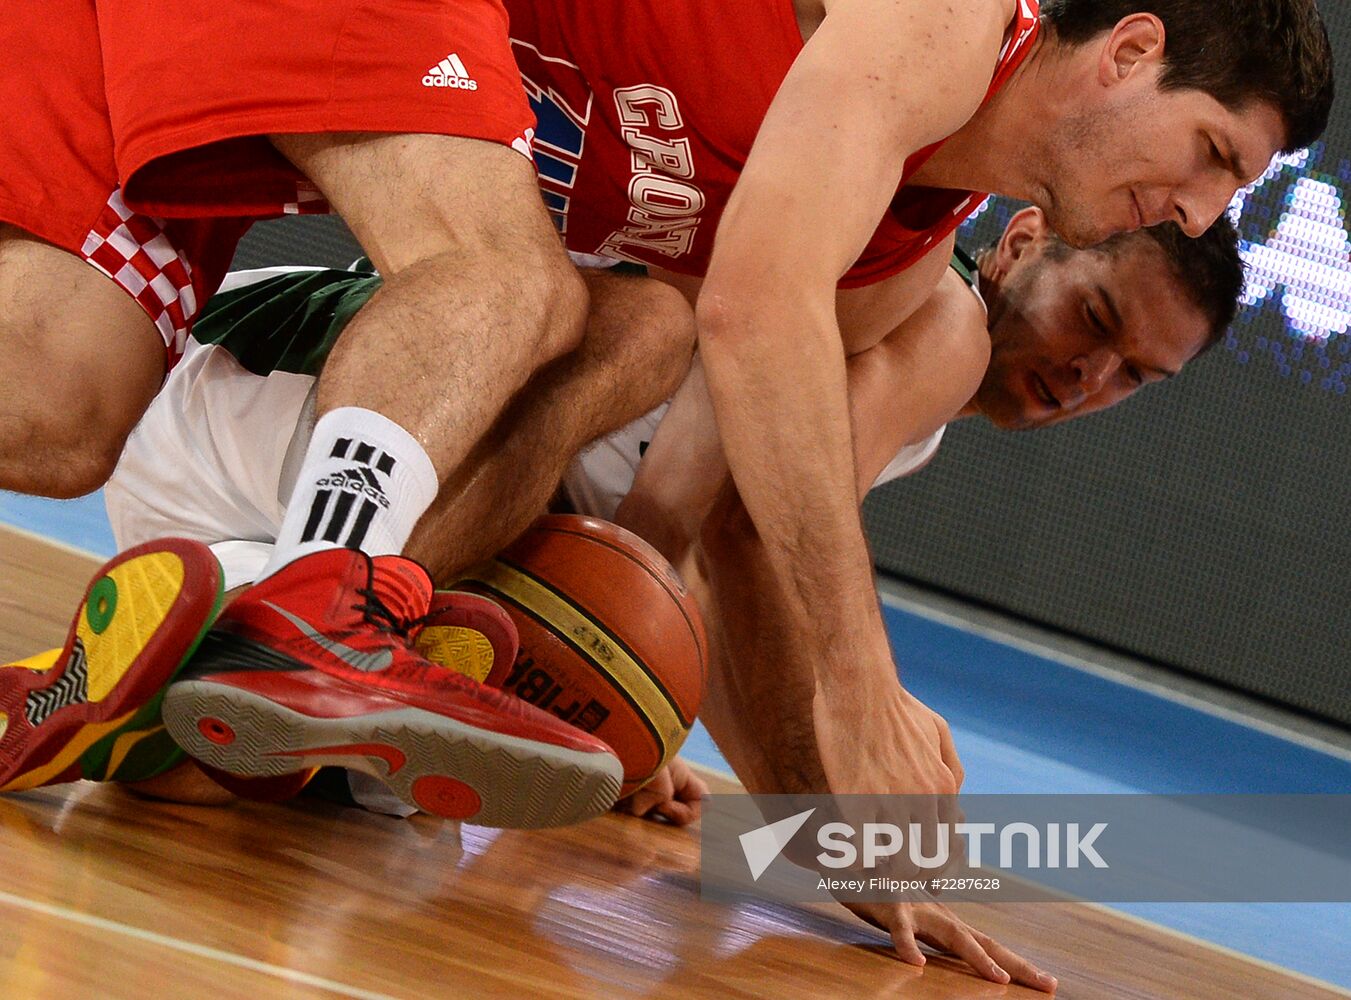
[490, 0, 1331, 892]
[0, 0, 1331, 924]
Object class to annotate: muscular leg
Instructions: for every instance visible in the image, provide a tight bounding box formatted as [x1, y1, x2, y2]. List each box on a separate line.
[0, 226, 165, 497]
[273, 134, 587, 477]
[405, 267, 696, 582]
[128, 267, 694, 805]
[133, 264, 690, 805]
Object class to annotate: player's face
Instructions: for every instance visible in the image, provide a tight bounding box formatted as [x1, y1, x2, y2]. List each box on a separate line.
[974, 227, 1211, 432]
[1041, 61, 1285, 248]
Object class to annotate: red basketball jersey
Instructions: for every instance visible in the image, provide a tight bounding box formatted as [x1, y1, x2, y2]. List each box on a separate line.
[506, 0, 1039, 288]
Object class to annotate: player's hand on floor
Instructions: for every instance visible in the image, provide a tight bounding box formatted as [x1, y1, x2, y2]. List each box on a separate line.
[816, 675, 963, 797]
[813, 677, 966, 880]
[613, 757, 708, 825]
[845, 897, 1058, 992]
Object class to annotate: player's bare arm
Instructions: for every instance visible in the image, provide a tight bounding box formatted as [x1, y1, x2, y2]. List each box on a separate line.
[630, 275, 1046, 988]
[621, 250, 994, 799]
[673, 264, 991, 791]
[630, 223, 962, 555]
[693, 0, 1014, 799]
[845, 264, 989, 482]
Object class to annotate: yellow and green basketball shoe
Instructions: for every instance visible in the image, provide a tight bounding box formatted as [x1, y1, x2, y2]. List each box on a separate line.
[0, 538, 223, 791]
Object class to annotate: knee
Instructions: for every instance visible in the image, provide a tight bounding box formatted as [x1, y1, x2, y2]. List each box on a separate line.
[584, 273, 696, 396]
[631, 280, 697, 391]
[2, 392, 134, 498]
[534, 255, 591, 360]
[44, 453, 121, 500]
[0, 295, 162, 497]
[47, 425, 127, 498]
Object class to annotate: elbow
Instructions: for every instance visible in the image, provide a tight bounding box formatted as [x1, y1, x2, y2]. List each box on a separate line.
[696, 272, 834, 350]
[699, 482, 758, 556]
[693, 285, 742, 351]
[694, 286, 789, 376]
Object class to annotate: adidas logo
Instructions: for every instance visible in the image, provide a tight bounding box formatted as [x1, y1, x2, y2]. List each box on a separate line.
[314, 467, 391, 507]
[423, 53, 478, 91]
[301, 438, 398, 549]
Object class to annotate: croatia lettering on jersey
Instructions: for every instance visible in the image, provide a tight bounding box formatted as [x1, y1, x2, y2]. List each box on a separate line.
[597, 86, 705, 262]
[506, 0, 1041, 287]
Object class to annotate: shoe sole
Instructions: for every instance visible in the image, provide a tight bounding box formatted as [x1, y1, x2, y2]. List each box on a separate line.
[0, 539, 224, 790]
[419, 591, 518, 685]
[161, 679, 623, 828]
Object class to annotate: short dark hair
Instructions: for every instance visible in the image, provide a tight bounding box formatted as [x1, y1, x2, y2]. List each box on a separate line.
[1045, 216, 1245, 346]
[1043, 0, 1334, 153]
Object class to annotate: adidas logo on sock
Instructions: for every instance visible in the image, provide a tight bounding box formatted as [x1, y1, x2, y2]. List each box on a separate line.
[423, 53, 478, 91]
[301, 438, 398, 549]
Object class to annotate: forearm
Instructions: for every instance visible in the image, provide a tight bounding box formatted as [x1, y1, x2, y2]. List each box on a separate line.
[617, 444, 830, 794]
[696, 291, 893, 684]
[678, 486, 830, 795]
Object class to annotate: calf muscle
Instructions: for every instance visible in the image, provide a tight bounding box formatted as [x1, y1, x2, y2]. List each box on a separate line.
[272, 132, 589, 479]
[404, 270, 695, 582]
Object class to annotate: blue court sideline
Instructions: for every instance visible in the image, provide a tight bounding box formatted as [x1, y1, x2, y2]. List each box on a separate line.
[3, 491, 1348, 989]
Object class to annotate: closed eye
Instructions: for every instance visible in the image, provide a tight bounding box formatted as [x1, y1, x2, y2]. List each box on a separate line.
[1085, 304, 1109, 337]
[1208, 134, 1244, 179]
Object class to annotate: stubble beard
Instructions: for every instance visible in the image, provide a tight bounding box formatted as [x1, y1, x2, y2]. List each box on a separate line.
[1040, 107, 1118, 249]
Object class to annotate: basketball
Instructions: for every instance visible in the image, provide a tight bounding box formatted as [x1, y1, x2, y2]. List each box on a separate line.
[441, 514, 707, 797]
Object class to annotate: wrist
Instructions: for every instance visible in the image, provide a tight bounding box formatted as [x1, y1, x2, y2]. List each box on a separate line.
[812, 634, 898, 695]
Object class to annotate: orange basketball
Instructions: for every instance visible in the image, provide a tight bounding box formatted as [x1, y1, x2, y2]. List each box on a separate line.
[451, 514, 707, 796]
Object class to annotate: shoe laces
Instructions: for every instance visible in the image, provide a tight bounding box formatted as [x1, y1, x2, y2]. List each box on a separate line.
[352, 586, 432, 640]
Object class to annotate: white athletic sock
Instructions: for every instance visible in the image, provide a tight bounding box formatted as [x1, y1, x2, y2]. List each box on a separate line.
[259, 407, 439, 579]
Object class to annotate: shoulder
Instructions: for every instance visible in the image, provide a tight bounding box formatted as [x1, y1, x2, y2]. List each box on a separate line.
[820, 0, 1018, 33]
[802, 0, 1022, 137]
[817, 0, 1019, 61]
[897, 266, 991, 387]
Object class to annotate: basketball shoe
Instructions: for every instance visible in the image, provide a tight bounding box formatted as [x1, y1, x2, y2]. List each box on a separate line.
[195, 587, 520, 804]
[0, 538, 223, 791]
[162, 549, 623, 827]
[415, 588, 518, 685]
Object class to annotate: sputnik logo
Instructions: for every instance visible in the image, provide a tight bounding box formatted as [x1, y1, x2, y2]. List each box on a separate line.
[738, 808, 816, 881]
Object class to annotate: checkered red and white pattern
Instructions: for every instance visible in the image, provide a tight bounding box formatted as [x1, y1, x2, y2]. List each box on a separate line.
[282, 181, 329, 216]
[80, 189, 199, 361]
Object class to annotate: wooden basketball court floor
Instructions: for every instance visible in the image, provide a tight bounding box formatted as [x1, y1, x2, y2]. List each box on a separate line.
[1, 524, 1346, 1000]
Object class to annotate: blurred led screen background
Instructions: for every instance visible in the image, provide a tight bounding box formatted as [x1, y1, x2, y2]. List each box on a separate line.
[865, 0, 1350, 725]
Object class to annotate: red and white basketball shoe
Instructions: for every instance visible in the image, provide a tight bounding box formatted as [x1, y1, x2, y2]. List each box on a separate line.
[161, 549, 622, 827]
[195, 588, 520, 804]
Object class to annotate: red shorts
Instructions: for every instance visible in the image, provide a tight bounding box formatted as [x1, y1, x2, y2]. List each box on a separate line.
[0, 0, 245, 360]
[0, 0, 535, 361]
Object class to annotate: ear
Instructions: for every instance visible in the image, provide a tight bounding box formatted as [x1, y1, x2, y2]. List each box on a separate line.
[988, 206, 1049, 281]
[1098, 13, 1166, 87]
